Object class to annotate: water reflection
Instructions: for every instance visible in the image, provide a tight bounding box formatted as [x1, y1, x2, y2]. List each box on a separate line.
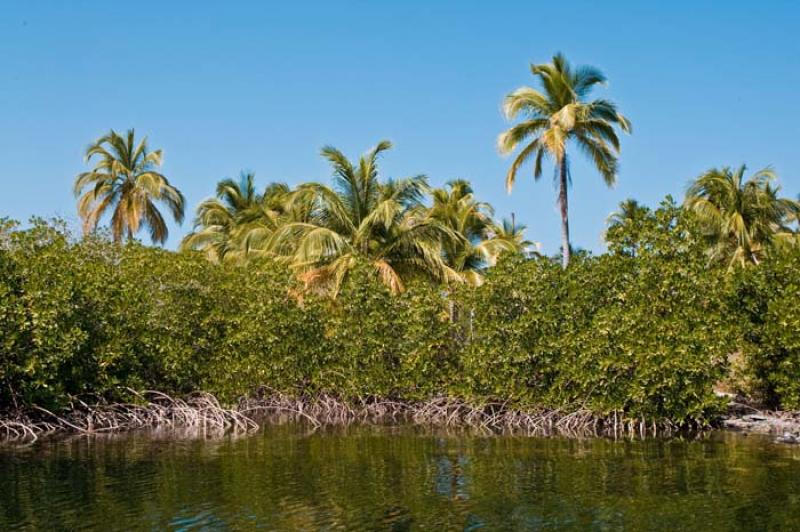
[1, 427, 799, 530]
[435, 452, 469, 499]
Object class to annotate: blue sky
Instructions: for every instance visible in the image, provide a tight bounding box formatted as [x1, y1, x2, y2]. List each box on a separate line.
[1, 1, 798, 254]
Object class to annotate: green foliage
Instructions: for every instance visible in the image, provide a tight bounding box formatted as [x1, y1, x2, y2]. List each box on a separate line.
[3, 212, 797, 424]
[459, 250, 732, 424]
[0, 220, 314, 408]
[605, 195, 706, 260]
[0, 220, 455, 410]
[730, 249, 800, 408]
[202, 259, 328, 401]
[0, 219, 110, 407]
[684, 165, 800, 269]
[318, 262, 454, 399]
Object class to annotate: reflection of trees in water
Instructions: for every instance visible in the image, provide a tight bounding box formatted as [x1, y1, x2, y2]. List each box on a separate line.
[435, 452, 470, 500]
[433, 444, 489, 530]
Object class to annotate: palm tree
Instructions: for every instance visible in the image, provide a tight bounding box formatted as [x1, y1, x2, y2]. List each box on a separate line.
[235, 181, 297, 257]
[180, 172, 268, 262]
[74, 129, 184, 244]
[427, 181, 535, 284]
[498, 53, 631, 268]
[268, 141, 460, 296]
[684, 165, 800, 269]
[428, 179, 494, 284]
[606, 199, 648, 231]
[491, 216, 538, 258]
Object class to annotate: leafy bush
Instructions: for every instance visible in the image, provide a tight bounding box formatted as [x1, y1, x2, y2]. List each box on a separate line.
[0, 220, 456, 410]
[0, 219, 118, 407]
[459, 251, 732, 424]
[201, 258, 328, 401]
[319, 264, 454, 399]
[0, 219, 319, 408]
[731, 250, 800, 408]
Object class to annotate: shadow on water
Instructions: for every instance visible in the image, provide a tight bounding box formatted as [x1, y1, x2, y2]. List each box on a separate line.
[1, 425, 799, 530]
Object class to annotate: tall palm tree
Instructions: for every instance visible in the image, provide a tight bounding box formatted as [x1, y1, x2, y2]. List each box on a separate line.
[268, 141, 460, 296]
[498, 53, 631, 268]
[74, 129, 184, 244]
[684, 165, 800, 269]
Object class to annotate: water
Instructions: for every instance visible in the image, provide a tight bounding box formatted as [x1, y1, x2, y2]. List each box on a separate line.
[1, 426, 799, 530]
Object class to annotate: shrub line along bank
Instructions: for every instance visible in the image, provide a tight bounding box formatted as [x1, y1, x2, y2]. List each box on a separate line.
[1, 208, 799, 439]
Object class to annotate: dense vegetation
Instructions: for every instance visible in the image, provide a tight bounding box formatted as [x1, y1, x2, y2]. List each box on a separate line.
[2, 199, 799, 424]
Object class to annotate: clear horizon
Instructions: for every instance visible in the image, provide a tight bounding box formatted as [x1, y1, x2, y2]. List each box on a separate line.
[1, 0, 798, 255]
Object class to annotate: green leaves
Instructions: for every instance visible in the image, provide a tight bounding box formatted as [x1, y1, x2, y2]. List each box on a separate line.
[684, 165, 800, 269]
[730, 249, 800, 408]
[4, 215, 797, 425]
[460, 249, 732, 425]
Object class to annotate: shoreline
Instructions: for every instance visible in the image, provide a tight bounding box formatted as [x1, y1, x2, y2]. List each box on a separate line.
[3, 391, 799, 445]
[720, 401, 800, 443]
[2, 390, 779, 445]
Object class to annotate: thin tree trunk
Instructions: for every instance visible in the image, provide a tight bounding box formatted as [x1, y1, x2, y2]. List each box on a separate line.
[558, 155, 570, 268]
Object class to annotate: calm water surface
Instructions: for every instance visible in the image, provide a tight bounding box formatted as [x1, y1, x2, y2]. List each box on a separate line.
[1, 426, 799, 530]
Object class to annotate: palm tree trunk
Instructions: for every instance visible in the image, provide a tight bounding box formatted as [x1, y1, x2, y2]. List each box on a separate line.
[558, 155, 570, 268]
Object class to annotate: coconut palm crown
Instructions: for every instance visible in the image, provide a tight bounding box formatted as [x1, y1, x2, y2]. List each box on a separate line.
[180, 172, 267, 262]
[267, 140, 461, 296]
[74, 129, 184, 244]
[498, 53, 631, 268]
[492, 216, 538, 258]
[427, 180, 535, 284]
[684, 165, 800, 269]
